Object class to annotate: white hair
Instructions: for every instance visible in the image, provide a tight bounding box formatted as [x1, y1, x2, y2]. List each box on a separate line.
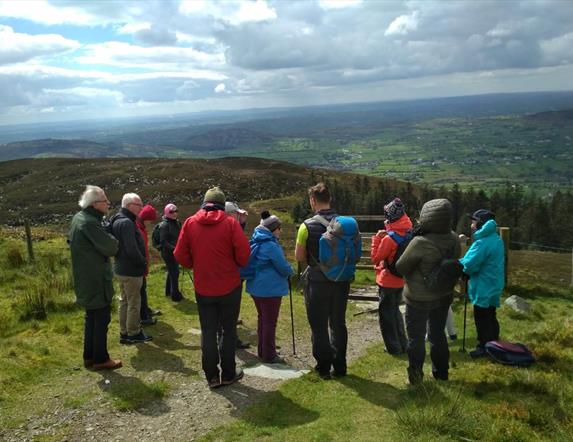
[121, 193, 141, 208]
[78, 185, 105, 209]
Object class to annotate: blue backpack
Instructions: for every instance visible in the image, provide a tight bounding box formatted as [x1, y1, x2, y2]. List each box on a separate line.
[306, 215, 362, 282]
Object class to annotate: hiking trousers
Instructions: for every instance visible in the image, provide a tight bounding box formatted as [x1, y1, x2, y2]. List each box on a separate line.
[474, 305, 499, 347]
[405, 301, 450, 382]
[162, 252, 182, 300]
[83, 304, 111, 364]
[196, 285, 242, 382]
[252, 296, 282, 361]
[117, 275, 143, 336]
[378, 286, 408, 354]
[304, 279, 350, 376]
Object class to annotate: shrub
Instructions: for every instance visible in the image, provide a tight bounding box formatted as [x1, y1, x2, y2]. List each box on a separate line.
[5, 245, 25, 269]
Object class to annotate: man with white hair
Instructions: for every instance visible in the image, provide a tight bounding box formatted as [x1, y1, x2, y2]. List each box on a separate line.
[108, 193, 152, 344]
[69, 185, 121, 370]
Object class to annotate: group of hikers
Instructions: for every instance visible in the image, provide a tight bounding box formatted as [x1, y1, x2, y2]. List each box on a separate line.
[68, 182, 505, 388]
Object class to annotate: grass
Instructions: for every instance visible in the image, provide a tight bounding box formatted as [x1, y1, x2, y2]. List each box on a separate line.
[1, 225, 572, 440]
[200, 252, 573, 441]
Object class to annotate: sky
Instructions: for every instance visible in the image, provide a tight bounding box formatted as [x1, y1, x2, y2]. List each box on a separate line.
[0, 0, 572, 126]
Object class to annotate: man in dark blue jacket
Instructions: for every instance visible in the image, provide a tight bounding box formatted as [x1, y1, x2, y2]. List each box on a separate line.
[109, 193, 152, 344]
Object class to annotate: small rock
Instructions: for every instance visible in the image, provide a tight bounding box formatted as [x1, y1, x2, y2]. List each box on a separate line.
[505, 295, 531, 313]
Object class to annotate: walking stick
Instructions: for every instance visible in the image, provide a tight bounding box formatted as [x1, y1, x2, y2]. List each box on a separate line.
[288, 277, 296, 355]
[460, 276, 468, 353]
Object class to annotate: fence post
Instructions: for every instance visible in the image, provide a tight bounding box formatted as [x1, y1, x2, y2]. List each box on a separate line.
[499, 227, 510, 286]
[24, 219, 35, 263]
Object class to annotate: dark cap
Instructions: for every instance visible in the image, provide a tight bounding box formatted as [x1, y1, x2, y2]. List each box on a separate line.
[468, 209, 495, 224]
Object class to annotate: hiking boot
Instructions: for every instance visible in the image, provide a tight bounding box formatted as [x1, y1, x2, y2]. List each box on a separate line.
[432, 370, 448, 381]
[470, 346, 486, 359]
[208, 376, 222, 390]
[449, 334, 458, 341]
[236, 339, 250, 350]
[83, 359, 94, 369]
[149, 309, 162, 317]
[128, 332, 153, 343]
[141, 318, 157, 326]
[332, 370, 347, 378]
[221, 368, 244, 386]
[93, 359, 122, 371]
[264, 355, 286, 364]
[119, 334, 132, 345]
[171, 293, 184, 302]
[407, 367, 423, 385]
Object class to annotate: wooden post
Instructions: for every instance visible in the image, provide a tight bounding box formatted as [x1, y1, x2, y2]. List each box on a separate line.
[571, 247, 573, 288]
[498, 227, 510, 286]
[24, 219, 35, 263]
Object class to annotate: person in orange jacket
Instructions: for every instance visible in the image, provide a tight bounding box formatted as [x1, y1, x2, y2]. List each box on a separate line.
[370, 198, 412, 354]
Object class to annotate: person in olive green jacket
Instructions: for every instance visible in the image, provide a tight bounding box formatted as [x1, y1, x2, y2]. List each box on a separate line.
[396, 198, 461, 385]
[69, 185, 122, 371]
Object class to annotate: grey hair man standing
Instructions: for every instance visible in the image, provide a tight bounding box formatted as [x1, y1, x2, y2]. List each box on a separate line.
[69, 185, 121, 370]
[108, 193, 152, 344]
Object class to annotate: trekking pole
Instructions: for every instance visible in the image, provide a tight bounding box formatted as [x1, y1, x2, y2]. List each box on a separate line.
[460, 276, 468, 353]
[288, 277, 296, 355]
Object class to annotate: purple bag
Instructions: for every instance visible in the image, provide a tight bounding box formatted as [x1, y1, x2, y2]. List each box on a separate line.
[485, 340, 535, 367]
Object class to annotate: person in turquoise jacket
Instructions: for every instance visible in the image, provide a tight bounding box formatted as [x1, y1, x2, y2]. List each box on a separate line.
[241, 211, 294, 364]
[459, 209, 505, 358]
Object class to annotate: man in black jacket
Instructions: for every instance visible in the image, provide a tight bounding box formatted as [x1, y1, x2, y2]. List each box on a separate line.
[109, 193, 152, 344]
[295, 183, 350, 380]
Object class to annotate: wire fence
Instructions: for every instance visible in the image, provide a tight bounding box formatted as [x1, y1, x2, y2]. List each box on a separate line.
[510, 241, 572, 253]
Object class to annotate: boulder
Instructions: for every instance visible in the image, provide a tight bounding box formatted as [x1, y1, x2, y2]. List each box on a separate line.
[504, 295, 531, 313]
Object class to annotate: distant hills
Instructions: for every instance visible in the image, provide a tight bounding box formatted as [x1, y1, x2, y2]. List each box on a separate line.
[0, 157, 410, 225]
[1, 92, 572, 192]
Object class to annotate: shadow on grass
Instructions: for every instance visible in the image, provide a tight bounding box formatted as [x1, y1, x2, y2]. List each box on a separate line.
[130, 341, 198, 376]
[97, 371, 171, 416]
[214, 383, 320, 429]
[506, 284, 572, 302]
[338, 374, 405, 409]
[171, 296, 199, 316]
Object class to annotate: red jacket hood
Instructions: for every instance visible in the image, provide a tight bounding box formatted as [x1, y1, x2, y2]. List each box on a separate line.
[385, 214, 413, 235]
[194, 208, 227, 225]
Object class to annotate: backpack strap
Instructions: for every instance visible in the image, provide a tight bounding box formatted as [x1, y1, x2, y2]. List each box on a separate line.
[303, 214, 332, 267]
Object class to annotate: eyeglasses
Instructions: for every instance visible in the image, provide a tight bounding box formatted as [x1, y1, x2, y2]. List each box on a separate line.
[129, 202, 143, 207]
[170, 210, 178, 214]
[95, 200, 111, 205]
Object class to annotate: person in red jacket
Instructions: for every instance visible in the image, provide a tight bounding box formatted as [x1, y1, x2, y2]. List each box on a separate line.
[370, 198, 412, 355]
[174, 187, 250, 389]
[136, 204, 161, 325]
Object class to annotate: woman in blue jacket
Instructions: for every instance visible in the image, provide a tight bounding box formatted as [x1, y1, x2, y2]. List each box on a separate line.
[460, 209, 505, 358]
[242, 211, 294, 364]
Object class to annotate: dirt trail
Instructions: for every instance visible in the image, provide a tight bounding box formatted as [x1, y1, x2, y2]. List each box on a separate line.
[2, 292, 382, 442]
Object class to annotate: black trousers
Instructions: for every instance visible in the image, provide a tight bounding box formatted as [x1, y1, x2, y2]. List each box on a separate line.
[474, 305, 499, 347]
[405, 301, 450, 381]
[196, 285, 242, 382]
[162, 252, 181, 299]
[140, 277, 150, 320]
[304, 279, 350, 375]
[83, 304, 111, 364]
[378, 286, 408, 354]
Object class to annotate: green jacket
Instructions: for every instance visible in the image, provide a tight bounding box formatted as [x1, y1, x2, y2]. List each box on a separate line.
[69, 207, 118, 310]
[396, 199, 461, 307]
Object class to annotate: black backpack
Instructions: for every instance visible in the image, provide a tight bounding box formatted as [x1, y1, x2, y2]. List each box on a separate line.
[383, 231, 412, 278]
[424, 242, 463, 292]
[151, 222, 164, 250]
[485, 341, 535, 367]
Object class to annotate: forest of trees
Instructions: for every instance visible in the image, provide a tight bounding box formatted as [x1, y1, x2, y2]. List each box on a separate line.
[292, 176, 573, 251]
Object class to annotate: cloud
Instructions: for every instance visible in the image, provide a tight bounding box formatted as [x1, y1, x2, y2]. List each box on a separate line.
[214, 83, 226, 93]
[134, 25, 178, 46]
[0, 25, 80, 65]
[384, 11, 419, 36]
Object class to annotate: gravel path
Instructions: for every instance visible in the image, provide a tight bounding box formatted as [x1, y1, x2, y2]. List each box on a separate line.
[1, 288, 382, 442]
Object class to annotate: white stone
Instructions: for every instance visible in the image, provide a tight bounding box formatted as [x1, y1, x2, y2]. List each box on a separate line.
[243, 363, 310, 380]
[504, 295, 531, 313]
